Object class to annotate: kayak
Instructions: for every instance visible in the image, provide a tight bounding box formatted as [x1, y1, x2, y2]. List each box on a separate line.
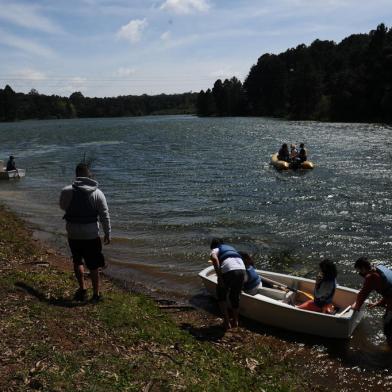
[0, 168, 26, 180]
[271, 153, 314, 170]
[199, 266, 364, 338]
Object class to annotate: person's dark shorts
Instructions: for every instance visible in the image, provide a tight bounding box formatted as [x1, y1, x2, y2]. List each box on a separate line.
[216, 269, 245, 309]
[68, 237, 105, 270]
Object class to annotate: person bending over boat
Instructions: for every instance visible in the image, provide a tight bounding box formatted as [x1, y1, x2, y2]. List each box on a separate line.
[277, 143, 290, 162]
[209, 238, 245, 329]
[239, 252, 262, 295]
[6, 155, 16, 171]
[297, 259, 337, 313]
[351, 257, 392, 346]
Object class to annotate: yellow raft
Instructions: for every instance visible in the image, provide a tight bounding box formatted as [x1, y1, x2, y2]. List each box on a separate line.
[271, 153, 314, 170]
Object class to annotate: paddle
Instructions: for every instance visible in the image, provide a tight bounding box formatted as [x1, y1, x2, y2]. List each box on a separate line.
[260, 276, 314, 300]
[335, 305, 351, 318]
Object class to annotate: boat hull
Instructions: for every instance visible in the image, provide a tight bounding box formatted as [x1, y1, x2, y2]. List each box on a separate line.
[0, 169, 26, 180]
[271, 153, 314, 170]
[199, 266, 364, 338]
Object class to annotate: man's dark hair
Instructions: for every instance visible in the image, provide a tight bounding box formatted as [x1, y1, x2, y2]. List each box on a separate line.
[354, 256, 371, 270]
[210, 237, 223, 249]
[319, 259, 337, 280]
[75, 162, 91, 178]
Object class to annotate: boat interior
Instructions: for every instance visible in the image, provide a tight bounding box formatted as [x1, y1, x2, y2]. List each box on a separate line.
[204, 268, 356, 318]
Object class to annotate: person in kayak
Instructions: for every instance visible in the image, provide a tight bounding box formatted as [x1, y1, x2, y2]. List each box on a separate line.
[297, 259, 337, 313]
[351, 257, 392, 346]
[277, 143, 290, 162]
[209, 238, 246, 329]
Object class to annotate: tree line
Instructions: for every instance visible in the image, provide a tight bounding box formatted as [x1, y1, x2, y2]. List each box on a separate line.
[0, 86, 197, 122]
[197, 24, 392, 123]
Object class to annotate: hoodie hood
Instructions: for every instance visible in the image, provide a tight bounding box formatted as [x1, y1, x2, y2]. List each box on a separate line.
[72, 177, 98, 193]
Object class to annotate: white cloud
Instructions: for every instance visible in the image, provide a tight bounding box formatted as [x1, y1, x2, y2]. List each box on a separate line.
[59, 77, 88, 95]
[210, 68, 243, 81]
[0, 3, 60, 34]
[114, 67, 136, 77]
[117, 19, 148, 43]
[0, 28, 54, 57]
[160, 31, 171, 41]
[160, 0, 210, 14]
[13, 68, 47, 81]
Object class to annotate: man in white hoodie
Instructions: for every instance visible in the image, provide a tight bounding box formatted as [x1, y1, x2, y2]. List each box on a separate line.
[60, 163, 111, 302]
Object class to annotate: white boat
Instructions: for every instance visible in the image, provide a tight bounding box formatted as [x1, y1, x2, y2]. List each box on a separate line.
[199, 266, 364, 339]
[0, 168, 26, 180]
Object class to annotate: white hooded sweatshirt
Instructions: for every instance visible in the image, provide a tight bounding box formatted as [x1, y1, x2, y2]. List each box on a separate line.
[60, 177, 111, 240]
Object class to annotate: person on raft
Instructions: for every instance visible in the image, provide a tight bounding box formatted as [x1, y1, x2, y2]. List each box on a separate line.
[209, 238, 246, 329]
[277, 143, 290, 162]
[351, 257, 392, 346]
[289, 144, 299, 161]
[298, 143, 307, 163]
[297, 259, 337, 313]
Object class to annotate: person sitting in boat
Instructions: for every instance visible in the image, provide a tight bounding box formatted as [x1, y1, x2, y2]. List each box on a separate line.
[289, 143, 303, 169]
[277, 143, 290, 162]
[297, 259, 337, 313]
[298, 143, 307, 163]
[209, 238, 246, 329]
[6, 155, 16, 171]
[351, 257, 392, 346]
[289, 144, 298, 161]
[239, 252, 262, 295]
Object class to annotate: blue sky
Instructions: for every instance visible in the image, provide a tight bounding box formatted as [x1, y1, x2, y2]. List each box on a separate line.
[0, 0, 390, 97]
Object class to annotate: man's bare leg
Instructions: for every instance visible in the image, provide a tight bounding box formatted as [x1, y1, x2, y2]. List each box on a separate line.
[74, 264, 86, 290]
[219, 301, 231, 329]
[90, 268, 100, 297]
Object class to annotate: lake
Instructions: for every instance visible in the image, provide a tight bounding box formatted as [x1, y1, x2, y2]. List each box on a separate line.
[1, 115, 392, 360]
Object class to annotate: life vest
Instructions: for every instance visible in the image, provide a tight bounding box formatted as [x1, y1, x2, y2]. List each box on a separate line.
[376, 265, 392, 297]
[63, 187, 98, 224]
[217, 244, 241, 263]
[244, 266, 261, 291]
[313, 278, 336, 307]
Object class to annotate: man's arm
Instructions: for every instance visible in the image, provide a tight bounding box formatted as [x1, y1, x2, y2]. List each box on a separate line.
[352, 275, 376, 310]
[95, 190, 111, 244]
[59, 187, 72, 211]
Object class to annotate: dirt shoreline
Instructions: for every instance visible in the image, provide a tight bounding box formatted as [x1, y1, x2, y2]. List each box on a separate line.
[2, 204, 392, 391]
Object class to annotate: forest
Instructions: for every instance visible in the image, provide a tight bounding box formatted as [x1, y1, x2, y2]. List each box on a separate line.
[197, 24, 392, 123]
[0, 86, 197, 122]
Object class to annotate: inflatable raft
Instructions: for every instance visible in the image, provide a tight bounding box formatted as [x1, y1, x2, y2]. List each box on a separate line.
[271, 153, 314, 170]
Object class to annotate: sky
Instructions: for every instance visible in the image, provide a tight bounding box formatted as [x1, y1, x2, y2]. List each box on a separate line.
[0, 0, 391, 97]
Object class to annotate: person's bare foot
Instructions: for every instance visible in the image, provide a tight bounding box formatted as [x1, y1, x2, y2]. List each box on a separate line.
[222, 320, 232, 330]
[231, 319, 239, 328]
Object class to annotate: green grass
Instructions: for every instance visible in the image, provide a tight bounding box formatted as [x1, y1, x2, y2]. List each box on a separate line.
[0, 204, 311, 392]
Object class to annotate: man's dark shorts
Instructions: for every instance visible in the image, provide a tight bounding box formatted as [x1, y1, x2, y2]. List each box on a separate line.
[68, 237, 105, 270]
[216, 269, 245, 309]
